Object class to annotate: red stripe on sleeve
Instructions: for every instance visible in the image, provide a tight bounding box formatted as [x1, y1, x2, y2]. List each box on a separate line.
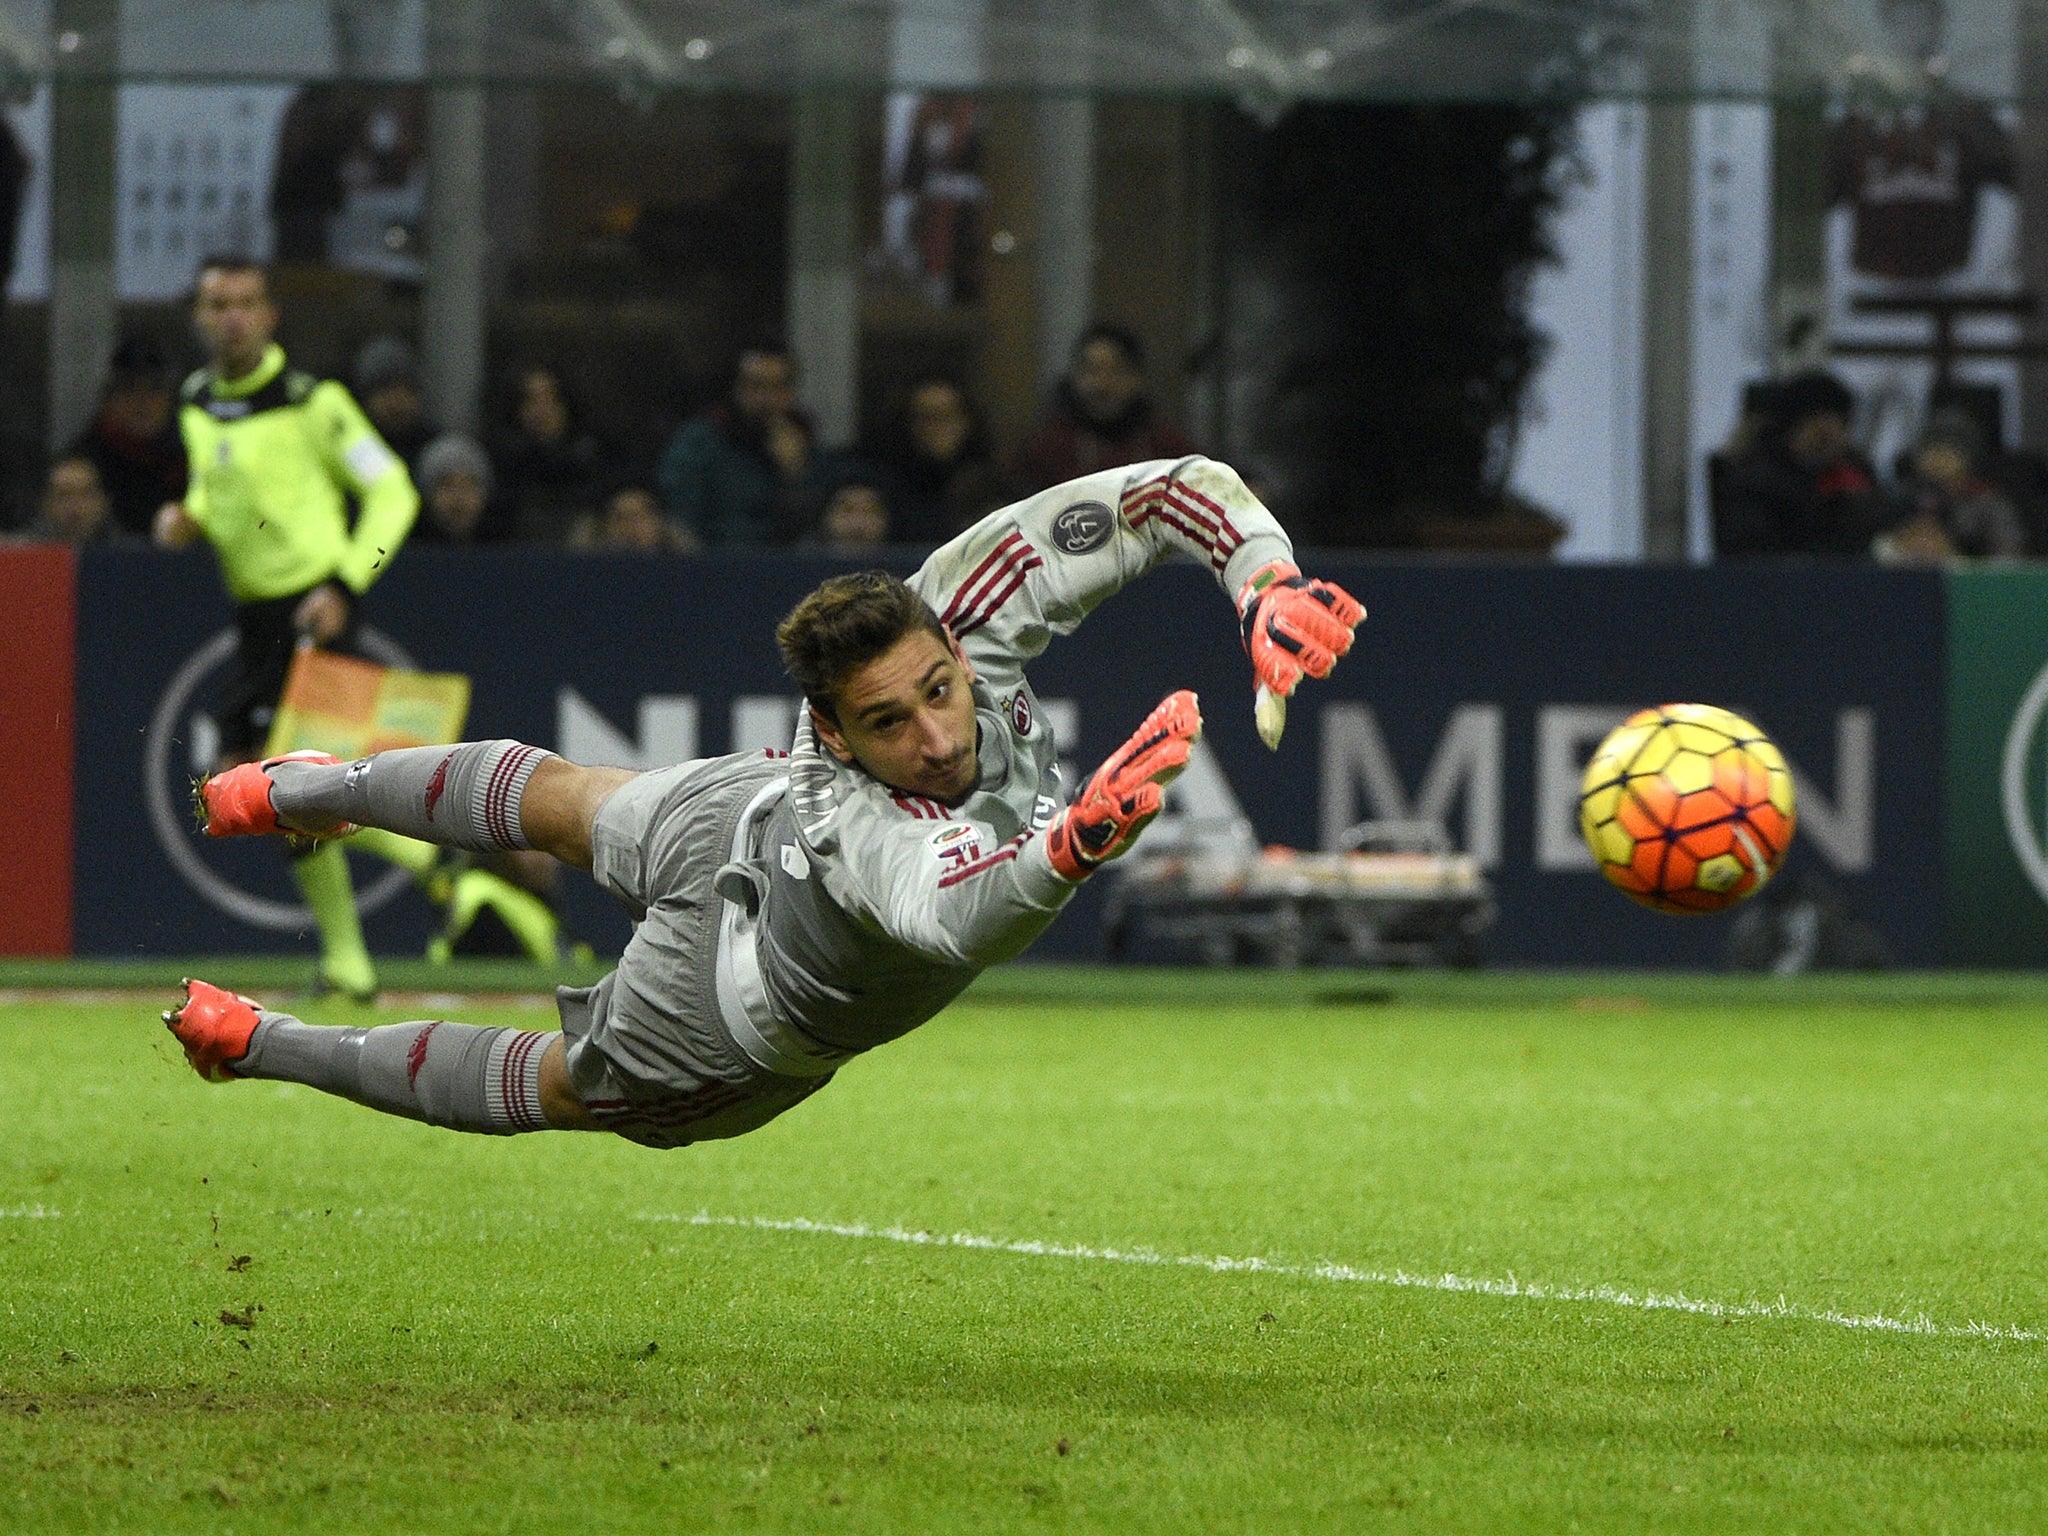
[1128, 496, 1221, 560]
[1161, 487, 1241, 553]
[942, 532, 1023, 627]
[1119, 474, 1171, 517]
[948, 541, 1037, 636]
[1141, 507, 1230, 571]
[1167, 479, 1248, 550]
[951, 557, 1043, 637]
[936, 835, 1028, 889]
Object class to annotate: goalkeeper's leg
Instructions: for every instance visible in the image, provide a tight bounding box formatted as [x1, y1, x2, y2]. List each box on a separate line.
[203, 742, 635, 869]
[163, 979, 598, 1132]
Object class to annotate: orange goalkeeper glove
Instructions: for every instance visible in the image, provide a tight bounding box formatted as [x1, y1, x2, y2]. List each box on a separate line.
[1046, 690, 1203, 882]
[1237, 560, 1365, 698]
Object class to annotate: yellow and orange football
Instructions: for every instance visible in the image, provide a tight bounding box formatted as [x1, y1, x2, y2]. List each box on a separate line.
[1578, 704, 1796, 914]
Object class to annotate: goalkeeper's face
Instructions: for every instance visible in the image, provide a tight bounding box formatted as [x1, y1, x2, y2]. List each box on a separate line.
[813, 628, 980, 804]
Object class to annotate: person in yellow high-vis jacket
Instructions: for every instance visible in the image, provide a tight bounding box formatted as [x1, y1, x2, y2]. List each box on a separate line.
[156, 258, 574, 993]
[154, 255, 418, 1000]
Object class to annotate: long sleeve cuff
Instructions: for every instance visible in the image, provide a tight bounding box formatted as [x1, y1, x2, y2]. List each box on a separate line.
[1016, 834, 1081, 900]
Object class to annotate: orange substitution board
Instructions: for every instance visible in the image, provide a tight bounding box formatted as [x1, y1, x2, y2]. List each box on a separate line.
[0, 545, 76, 954]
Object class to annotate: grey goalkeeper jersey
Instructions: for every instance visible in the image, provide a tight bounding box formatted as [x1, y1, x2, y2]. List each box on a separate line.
[739, 456, 1293, 1061]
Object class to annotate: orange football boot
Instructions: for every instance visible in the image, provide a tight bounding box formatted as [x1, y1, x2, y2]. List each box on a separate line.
[197, 750, 351, 840]
[161, 979, 262, 1082]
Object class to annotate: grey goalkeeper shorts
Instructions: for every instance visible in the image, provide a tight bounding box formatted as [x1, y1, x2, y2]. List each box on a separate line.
[553, 752, 833, 1150]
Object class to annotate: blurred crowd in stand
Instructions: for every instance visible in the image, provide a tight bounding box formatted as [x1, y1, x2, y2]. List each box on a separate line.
[9, 318, 1201, 558]
[18, 306, 2048, 568]
[1709, 369, 2048, 564]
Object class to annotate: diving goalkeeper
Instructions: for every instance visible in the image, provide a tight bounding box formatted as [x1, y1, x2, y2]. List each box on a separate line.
[164, 457, 1364, 1148]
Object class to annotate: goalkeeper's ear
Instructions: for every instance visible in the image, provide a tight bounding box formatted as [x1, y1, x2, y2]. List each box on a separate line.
[810, 705, 856, 765]
[943, 625, 976, 685]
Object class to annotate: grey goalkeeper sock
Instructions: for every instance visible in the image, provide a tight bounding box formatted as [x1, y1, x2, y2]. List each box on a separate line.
[269, 740, 552, 852]
[236, 1011, 553, 1134]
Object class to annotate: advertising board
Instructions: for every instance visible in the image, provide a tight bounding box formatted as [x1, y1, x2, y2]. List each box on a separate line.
[1944, 569, 2048, 964]
[69, 549, 1945, 966]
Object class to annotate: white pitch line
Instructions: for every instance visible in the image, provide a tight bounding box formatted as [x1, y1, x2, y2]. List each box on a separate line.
[642, 1212, 2044, 1346]
[0, 1205, 59, 1219]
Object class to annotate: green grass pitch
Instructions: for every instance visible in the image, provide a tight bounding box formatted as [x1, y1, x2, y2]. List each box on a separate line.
[5, 963, 2048, 1532]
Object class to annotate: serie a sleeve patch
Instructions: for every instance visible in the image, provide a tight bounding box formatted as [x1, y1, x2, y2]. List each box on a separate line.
[928, 821, 984, 859]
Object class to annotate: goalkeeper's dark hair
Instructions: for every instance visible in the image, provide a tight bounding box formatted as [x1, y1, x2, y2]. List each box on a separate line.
[777, 572, 949, 723]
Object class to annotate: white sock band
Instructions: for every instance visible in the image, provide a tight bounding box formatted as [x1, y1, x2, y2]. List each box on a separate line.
[467, 742, 550, 852]
[483, 1029, 552, 1132]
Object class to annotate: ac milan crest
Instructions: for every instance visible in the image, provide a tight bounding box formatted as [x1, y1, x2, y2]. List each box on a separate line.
[1051, 500, 1115, 554]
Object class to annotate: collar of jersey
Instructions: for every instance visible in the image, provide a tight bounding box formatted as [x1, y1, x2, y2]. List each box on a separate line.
[970, 711, 1008, 794]
[210, 344, 287, 400]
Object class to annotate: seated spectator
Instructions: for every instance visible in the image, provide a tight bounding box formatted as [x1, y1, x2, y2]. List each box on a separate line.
[1012, 323, 1195, 493]
[811, 484, 892, 551]
[571, 485, 699, 553]
[1920, 382, 2048, 555]
[491, 364, 606, 542]
[67, 335, 186, 539]
[353, 335, 438, 480]
[858, 377, 1012, 543]
[1879, 407, 2027, 563]
[31, 455, 115, 543]
[658, 344, 829, 545]
[1711, 371, 1891, 558]
[411, 433, 507, 546]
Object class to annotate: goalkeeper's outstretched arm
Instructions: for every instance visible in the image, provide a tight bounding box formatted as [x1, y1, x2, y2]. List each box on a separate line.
[909, 456, 1286, 688]
[909, 456, 1364, 743]
[822, 691, 1203, 969]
